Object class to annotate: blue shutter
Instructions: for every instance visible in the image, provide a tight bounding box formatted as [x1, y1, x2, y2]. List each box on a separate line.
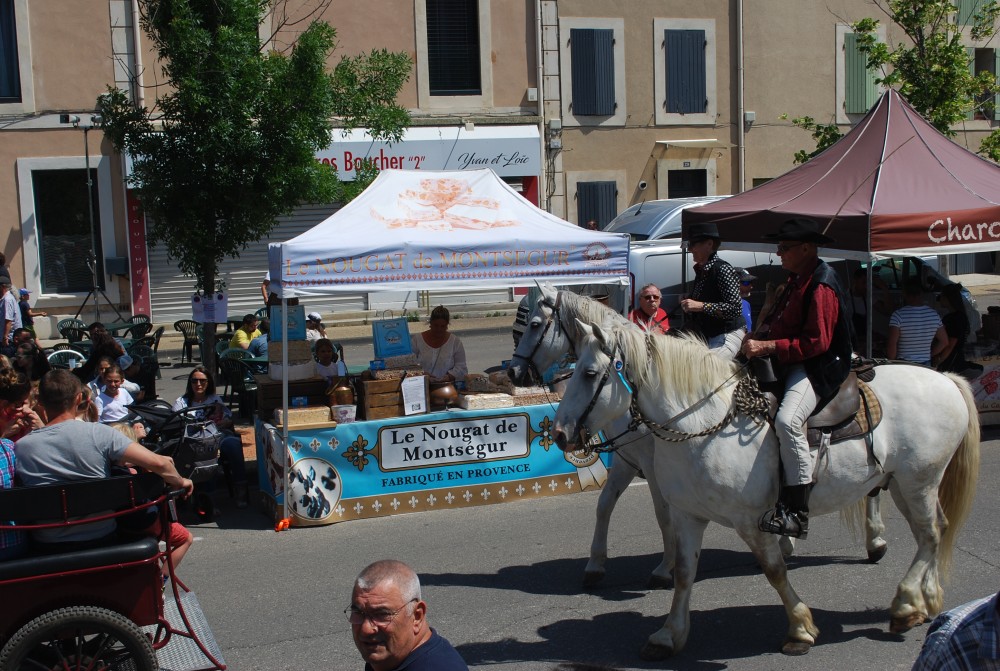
[994, 48, 1000, 121]
[845, 33, 877, 114]
[571, 28, 616, 116]
[577, 181, 618, 228]
[956, 0, 976, 25]
[665, 29, 706, 114]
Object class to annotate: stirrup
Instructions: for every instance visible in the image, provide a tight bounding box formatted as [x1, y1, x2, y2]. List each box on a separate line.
[758, 503, 808, 540]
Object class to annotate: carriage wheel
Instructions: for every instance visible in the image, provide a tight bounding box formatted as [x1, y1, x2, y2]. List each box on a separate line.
[0, 605, 157, 671]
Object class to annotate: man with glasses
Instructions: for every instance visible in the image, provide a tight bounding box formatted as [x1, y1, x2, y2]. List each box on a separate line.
[741, 218, 852, 540]
[629, 283, 670, 334]
[348, 559, 467, 671]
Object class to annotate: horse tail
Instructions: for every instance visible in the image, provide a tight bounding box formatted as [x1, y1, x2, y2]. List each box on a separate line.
[936, 373, 981, 579]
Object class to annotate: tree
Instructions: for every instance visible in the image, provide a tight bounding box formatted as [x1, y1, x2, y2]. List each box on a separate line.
[98, 0, 410, 370]
[789, 0, 1000, 163]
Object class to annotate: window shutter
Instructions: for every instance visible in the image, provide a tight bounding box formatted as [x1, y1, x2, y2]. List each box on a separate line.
[956, 0, 976, 26]
[0, 0, 21, 102]
[995, 48, 1000, 121]
[570, 28, 616, 116]
[665, 29, 707, 114]
[844, 33, 877, 114]
[576, 181, 618, 228]
[966, 47, 976, 121]
[426, 0, 481, 96]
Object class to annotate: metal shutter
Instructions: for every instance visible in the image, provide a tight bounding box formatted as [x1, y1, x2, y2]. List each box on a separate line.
[576, 181, 617, 228]
[426, 0, 481, 95]
[665, 29, 707, 114]
[570, 28, 616, 116]
[845, 33, 877, 114]
[957, 0, 977, 25]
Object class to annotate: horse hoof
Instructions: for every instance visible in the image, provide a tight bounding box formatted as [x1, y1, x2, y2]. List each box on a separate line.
[781, 640, 812, 656]
[640, 642, 674, 661]
[867, 542, 888, 563]
[582, 571, 605, 588]
[647, 574, 673, 590]
[890, 612, 926, 634]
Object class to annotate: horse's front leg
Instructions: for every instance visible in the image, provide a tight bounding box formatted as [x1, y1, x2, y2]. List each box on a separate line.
[737, 525, 819, 655]
[866, 492, 888, 563]
[642, 459, 675, 590]
[640, 513, 706, 660]
[584, 458, 637, 587]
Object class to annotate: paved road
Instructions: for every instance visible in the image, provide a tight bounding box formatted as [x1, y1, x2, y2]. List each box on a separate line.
[173, 419, 1000, 671]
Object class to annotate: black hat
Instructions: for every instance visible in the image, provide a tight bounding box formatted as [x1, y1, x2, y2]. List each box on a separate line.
[735, 267, 756, 282]
[762, 217, 834, 244]
[684, 222, 721, 243]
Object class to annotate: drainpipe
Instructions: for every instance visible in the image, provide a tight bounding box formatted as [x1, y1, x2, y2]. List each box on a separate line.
[131, 0, 144, 108]
[535, 0, 547, 211]
[736, 0, 745, 194]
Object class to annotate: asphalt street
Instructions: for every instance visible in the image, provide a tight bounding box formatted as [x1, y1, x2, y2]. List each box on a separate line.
[147, 324, 1000, 671]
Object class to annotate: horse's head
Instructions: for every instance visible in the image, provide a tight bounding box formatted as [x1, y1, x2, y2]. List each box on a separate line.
[553, 320, 634, 452]
[509, 285, 568, 386]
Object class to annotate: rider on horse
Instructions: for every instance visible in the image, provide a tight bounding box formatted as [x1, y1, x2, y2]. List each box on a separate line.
[740, 218, 853, 539]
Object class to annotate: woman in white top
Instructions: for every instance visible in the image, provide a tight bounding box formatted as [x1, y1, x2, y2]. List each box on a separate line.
[95, 365, 134, 423]
[410, 306, 468, 383]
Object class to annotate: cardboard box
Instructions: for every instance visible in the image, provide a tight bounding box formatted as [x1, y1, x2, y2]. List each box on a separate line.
[359, 374, 429, 421]
[267, 339, 313, 363]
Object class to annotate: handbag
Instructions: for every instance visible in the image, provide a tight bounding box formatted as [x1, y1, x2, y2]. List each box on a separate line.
[372, 310, 413, 358]
[175, 420, 222, 483]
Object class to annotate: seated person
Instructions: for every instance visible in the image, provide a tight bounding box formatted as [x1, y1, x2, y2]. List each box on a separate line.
[14, 369, 193, 548]
[314, 338, 347, 384]
[172, 367, 249, 508]
[410, 306, 468, 383]
[0, 368, 32, 561]
[116, 354, 145, 402]
[629, 283, 670, 334]
[87, 355, 115, 395]
[229, 314, 260, 350]
[305, 312, 326, 342]
[248, 318, 269, 358]
[94, 365, 135, 423]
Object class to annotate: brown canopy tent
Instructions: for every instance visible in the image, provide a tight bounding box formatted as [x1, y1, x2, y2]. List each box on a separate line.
[683, 89, 1000, 261]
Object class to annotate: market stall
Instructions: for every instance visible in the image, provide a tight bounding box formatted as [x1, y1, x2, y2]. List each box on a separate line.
[262, 169, 630, 525]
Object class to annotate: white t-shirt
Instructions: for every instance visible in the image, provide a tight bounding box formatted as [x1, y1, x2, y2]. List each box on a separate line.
[315, 360, 347, 383]
[95, 388, 135, 423]
[410, 332, 468, 381]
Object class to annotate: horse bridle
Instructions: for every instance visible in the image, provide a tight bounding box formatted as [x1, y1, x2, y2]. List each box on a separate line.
[511, 292, 577, 383]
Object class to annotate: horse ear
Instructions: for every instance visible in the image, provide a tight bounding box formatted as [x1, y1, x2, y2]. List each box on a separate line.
[575, 319, 594, 339]
[591, 321, 610, 347]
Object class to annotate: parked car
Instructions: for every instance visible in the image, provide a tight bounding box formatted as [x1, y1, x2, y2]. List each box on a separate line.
[603, 196, 730, 241]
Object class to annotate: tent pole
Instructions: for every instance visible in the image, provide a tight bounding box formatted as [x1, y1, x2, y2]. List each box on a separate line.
[281, 295, 289, 524]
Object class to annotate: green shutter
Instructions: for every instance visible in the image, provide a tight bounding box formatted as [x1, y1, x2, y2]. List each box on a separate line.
[845, 33, 877, 114]
[995, 48, 1000, 121]
[967, 47, 976, 121]
[957, 0, 976, 25]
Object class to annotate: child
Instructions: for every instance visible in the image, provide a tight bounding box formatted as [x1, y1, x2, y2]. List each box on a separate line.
[94, 365, 135, 423]
[314, 338, 346, 384]
[17, 289, 46, 341]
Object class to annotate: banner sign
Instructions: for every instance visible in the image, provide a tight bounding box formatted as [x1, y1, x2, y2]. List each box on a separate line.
[256, 404, 611, 526]
[316, 126, 540, 180]
[125, 191, 152, 317]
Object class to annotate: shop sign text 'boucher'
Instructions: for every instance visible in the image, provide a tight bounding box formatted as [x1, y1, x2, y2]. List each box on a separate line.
[380, 415, 529, 471]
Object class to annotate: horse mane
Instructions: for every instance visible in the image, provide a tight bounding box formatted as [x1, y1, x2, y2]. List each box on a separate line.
[556, 290, 629, 340]
[612, 325, 739, 405]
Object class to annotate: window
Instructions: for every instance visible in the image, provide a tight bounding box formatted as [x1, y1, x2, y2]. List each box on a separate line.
[426, 0, 480, 96]
[576, 181, 617, 228]
[17, 156, 118, 301]
[667, 170, 707, 198]
[968, 47, 1000, 121]
[0, 0, 21, 103]
[415, 0, 492, 110]
[570, 28, 615, 116]
[653, 19, 716, 125]
[559, 18, 626, 127]
[844, 32, 877, 114]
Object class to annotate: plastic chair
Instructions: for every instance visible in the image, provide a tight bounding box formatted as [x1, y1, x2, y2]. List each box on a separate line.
[126, 322, 153, 339]
[128, 314, 151, 324]
[254, 306, 270, 320]
[47, 349, 86, 369]
[173, 320, 200, 363]
[57, 318, 89, 343]
[220, 348, 251, 361]
[219, 357, 258, 418]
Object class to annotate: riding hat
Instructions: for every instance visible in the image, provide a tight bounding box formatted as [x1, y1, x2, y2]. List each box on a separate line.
[762, 217, 834, 244]
[684, 222, 721, 243]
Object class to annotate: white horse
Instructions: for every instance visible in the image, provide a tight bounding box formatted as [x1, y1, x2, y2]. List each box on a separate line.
[508, 286, 886, 588]
[552, 320, 980, 659]
[509, 288, 674, 589]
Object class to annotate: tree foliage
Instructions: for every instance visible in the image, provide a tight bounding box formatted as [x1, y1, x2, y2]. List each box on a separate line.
[98, 0, 411, 295]
[790, 0, 1000, 163]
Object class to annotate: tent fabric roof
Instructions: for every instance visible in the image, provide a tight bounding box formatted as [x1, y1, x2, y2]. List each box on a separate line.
[268, 169, 629, 297]
[684, 89, 1000, 259]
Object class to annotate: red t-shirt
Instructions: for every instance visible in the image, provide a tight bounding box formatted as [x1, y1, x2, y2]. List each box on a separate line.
[767, 262, 839, 364]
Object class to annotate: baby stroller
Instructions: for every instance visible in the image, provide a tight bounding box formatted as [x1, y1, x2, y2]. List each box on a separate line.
[129, 400, 225, 522]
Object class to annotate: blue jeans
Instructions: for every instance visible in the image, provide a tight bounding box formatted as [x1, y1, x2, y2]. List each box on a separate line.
[219, 435, 247, 484]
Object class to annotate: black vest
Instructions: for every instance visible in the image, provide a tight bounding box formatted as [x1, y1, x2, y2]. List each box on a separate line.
[800, 262, 853, 403]
[689, 261, 745, 339]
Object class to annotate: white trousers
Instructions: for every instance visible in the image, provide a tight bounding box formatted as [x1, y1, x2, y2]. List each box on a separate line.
[707, 328, 746, 360]
[775, 363, 818, 486]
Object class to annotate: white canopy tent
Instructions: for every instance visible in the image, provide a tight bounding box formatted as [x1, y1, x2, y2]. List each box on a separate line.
[268, 169, 630, 296]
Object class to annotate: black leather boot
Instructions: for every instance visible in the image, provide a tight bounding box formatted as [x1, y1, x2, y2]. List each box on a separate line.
[759, 484, 811, 539]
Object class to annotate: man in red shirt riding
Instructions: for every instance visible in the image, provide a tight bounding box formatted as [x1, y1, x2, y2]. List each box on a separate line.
[741, 218, 853, 539]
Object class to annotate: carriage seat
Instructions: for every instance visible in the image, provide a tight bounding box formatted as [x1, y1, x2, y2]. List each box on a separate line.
[0, 474, 164, 581]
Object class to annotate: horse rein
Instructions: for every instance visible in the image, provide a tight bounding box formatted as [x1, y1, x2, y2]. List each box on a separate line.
[511, 292, 577, 384]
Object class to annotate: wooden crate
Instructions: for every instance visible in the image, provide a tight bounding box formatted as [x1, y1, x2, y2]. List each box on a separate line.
[359, 375, 429, 421]
[255, 375, 330, 420]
